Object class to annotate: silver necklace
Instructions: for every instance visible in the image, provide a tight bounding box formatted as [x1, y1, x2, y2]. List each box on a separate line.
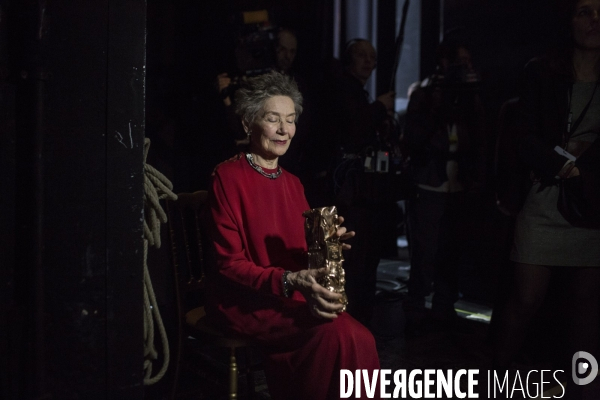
[245, 153, 282, 179]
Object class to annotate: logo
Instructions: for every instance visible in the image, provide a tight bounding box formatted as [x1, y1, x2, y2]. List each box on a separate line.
[339, 369, 480, 398]
[572, 351, 598, 386]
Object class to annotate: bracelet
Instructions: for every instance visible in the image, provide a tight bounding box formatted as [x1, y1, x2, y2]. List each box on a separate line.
[282, 270, 293, 298]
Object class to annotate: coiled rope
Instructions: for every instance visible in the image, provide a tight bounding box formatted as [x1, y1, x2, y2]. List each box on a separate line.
[142, 138, 177, 385]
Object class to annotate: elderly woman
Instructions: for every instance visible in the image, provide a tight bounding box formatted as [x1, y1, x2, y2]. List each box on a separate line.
[205, 72, 380, 400]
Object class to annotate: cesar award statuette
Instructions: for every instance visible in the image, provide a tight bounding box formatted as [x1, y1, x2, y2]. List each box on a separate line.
[303, 206, 348, 312]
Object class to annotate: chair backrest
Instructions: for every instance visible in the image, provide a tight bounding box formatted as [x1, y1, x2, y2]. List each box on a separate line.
[165, 191, 210, 317]
[166, 191, 257, 400]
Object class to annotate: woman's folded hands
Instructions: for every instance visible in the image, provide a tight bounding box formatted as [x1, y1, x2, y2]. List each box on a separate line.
[287, 268, 344, 319]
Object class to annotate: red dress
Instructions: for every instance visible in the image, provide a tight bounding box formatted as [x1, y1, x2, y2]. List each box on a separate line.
[205, 153, 381, 400]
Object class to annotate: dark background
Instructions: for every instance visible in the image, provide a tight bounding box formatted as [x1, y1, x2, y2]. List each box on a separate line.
[0, 0, 569, 399]
[144, 0, 563, 192]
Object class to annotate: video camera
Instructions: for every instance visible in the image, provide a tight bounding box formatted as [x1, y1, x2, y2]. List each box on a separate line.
[221, 10, 280, 99]
[424, 63, 481, 92]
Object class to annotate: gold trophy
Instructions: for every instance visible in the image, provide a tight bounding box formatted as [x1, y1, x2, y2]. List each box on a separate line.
[303, 206, 348, 312]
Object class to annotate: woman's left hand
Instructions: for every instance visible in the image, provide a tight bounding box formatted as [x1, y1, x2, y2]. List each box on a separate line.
[287, 268, 344, 319]
[567, 166, 580, 178]
[336, 216, 355, 250]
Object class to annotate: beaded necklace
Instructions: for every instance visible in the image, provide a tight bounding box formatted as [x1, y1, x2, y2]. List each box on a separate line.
[245, 153, 282, 179]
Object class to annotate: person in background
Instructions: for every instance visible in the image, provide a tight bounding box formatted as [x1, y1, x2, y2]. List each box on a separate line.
[494, 1, 600, 397]
[274, 28, 298, 75]
[311, 38, 395, 326]
[403, 37, 486, 336]
[205, 71, 381, 400]
[330, 39, 395, 156]
[216, 28, 299, 109]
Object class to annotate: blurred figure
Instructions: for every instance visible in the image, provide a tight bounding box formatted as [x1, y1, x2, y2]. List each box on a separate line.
[494, 1, 600, 397]
[217, 28, 299, 108]
[403, 37, 486, 335]
[334, 39, 395, 155]
[313, 38, 395, 326]
[275, 28, 298, 74]
[309, 39, 395, 204]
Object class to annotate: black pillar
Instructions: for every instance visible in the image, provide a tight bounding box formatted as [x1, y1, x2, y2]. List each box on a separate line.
[420, 0, 441, 79]
[6, 1, 147, 398]
[376, 0, 397, 95]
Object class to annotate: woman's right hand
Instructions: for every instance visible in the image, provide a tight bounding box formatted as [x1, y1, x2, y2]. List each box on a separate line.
[287, 268, 344, 319]
[567, 166, 580, 178]
[557, 161, 581, 179]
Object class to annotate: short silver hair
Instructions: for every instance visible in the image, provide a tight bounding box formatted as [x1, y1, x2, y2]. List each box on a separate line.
[234, 71, 303, 126]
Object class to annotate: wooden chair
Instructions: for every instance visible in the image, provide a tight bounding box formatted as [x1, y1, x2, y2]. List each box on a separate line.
[166, 191, 256, 400]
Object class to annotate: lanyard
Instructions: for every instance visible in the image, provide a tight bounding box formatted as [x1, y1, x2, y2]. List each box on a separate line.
[564, 81, 599, 148]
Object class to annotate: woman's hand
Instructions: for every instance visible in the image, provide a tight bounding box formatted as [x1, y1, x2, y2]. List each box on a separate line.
[216, 73, 232, 107]
[336, 216, 355, 250]
[567, 166, 580, 178]
[557, 162, 581, 179]
[287, 269, 344, 319]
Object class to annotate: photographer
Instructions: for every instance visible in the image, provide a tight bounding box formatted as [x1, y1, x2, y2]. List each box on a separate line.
[316, 38, 395, 326]
[216, 28, 299, 104]
[403, 37, 486, 335]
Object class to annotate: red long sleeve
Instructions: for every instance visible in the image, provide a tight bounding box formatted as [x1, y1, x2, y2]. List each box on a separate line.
[205, 156, 381, 399]
[207, 153, 310, 295]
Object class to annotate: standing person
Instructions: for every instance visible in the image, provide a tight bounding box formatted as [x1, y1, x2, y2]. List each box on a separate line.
[274, 28, 298, 75]
[205, 71, 381, 400]
[403, 37, 486, 335]
[494, 1, 600, 397]
[315, 39, 395, 326]
[332, 39, 395, 156]
[216, 28, 299, 109]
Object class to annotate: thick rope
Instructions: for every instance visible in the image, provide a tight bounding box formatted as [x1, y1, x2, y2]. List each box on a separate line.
[142, 138, 177, 385]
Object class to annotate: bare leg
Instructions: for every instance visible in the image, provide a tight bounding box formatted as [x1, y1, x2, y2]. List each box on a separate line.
[493, 262, 552, 368]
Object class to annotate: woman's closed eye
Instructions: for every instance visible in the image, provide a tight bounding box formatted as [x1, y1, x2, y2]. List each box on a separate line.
[265, 116, 295, 124]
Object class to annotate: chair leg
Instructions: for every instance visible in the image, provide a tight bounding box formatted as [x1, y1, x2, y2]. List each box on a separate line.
[228, 347, 238, 400]
[244, 347, 255, 400]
